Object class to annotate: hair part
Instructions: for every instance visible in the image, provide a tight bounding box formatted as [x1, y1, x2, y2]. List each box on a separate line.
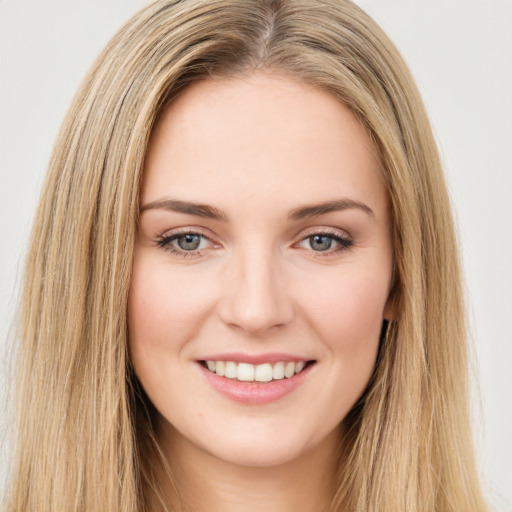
[5, 1, 487, 511]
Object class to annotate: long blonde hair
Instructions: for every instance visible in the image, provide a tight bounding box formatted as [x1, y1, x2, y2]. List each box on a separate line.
[4, 0, 487, 510]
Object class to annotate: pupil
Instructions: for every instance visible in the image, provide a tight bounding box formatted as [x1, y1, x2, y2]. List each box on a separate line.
[310, 235, 332, 251]
[178, 234, 201, 250]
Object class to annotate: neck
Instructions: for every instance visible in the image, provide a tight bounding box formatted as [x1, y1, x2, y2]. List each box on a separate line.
[153, 421, 342, 512]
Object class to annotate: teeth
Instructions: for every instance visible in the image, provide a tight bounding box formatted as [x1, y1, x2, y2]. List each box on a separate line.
[206, 360, 309, 382]
[272, 362, 285, 380]
[215, 361, 225, 377]
[255, 363, 273, 382]
[225, 361, 237, 379]
[237, 363, 255, 382]
[284, 362, 295, 378]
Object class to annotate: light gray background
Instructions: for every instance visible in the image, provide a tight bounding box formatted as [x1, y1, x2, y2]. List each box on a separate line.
[1, 1, 511, 509]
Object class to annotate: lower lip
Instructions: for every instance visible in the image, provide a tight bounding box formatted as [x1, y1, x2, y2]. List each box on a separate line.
[197, 362, 315, 405]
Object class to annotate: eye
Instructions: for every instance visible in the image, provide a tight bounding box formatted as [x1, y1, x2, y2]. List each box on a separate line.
[297, 231, 353, 254]
[175, 233, 203, 251]
[156, 230, 214, 256]
[308, 234, 334, 252]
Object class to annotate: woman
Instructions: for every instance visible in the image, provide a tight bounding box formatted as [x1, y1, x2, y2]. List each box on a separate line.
[4, 0, 488, 510]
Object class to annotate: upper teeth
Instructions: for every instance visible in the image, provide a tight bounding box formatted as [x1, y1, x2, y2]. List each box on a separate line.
[205, 360, 306, 382]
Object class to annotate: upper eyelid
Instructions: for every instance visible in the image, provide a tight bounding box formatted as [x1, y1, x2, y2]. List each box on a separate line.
[295, 226, 352, 240]
[158, 226, 216, 240]
[296, 231, 353, 247]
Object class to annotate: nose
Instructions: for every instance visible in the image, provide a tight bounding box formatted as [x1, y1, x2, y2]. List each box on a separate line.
[218, 246, 294, 336]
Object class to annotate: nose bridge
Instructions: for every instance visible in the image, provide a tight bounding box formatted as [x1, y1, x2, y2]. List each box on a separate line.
[219, 240, 293, 335]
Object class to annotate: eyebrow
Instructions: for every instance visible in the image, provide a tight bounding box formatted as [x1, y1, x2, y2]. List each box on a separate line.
[140, 197, 374, 221]
[288, 199, 375, 220]
[140, 199, 228, 221]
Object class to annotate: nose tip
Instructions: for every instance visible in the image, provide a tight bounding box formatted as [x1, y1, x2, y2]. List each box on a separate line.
[218, 257, 294, 336]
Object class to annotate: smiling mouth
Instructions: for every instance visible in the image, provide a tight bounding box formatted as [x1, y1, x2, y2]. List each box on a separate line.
[200, 360, 316, 383]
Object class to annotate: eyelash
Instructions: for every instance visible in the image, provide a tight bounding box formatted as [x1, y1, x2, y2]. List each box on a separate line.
[155, 229, 353, 258]
[298, 230, 353, 257]
[156, 229, 213, 258]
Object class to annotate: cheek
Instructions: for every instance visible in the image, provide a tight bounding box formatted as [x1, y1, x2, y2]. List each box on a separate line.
[308, 270, 388, 341]
[298, 264, 389, 393]
[127, 254, 215, 370]
[287, 265, 390, 436]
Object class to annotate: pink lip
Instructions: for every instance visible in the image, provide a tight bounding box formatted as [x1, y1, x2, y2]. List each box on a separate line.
[197, 361, 315, 405]
[197, 352, 311, 365]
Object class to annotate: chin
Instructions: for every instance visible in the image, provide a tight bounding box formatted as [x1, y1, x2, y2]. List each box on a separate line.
[206, 437, 311, 468]
[190, 420, 340, 470]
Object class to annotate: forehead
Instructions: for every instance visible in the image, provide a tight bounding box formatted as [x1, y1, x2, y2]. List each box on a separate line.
[142, 71, 386, 217]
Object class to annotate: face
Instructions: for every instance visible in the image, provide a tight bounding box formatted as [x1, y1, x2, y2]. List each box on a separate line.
[129, 72, 394, 468]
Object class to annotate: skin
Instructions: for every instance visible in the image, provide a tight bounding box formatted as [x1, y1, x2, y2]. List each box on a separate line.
[128, 71, 394, 512]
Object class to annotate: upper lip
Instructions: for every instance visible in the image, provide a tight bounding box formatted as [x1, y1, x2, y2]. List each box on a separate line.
[196, 352, 314, 365]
